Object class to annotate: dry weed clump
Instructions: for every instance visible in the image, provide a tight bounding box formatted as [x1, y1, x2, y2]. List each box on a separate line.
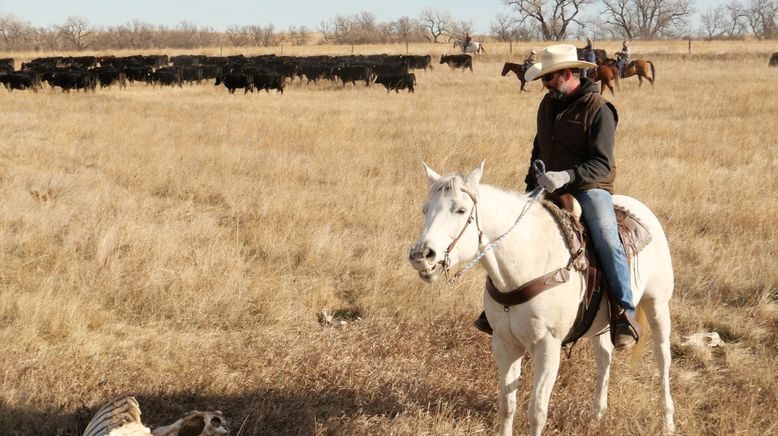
[1, 40, 776, 435]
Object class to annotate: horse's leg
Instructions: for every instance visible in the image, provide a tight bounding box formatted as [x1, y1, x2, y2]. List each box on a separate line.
[643, 298, 676, 433]
[590, 332, 614, 419]
[527, 337, 561, 436]
[493, 337, 526, 436]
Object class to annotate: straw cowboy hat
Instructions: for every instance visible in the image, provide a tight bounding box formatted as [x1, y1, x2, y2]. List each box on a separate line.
[524, 44, 597, 81]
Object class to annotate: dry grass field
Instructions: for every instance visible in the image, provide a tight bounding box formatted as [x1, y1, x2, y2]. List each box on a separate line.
[1, 40, 776, 435]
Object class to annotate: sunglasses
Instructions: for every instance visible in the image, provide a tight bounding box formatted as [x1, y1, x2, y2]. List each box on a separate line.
[541, 71, 559, 81]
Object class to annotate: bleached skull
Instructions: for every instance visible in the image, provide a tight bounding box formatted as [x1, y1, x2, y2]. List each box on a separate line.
[151, 410, 229, 436]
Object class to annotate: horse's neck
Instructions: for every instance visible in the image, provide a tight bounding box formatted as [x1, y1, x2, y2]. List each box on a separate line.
[477, 186, 569, 290]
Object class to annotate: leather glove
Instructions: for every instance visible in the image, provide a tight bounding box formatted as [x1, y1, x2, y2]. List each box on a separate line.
[538, 170, 571, 192]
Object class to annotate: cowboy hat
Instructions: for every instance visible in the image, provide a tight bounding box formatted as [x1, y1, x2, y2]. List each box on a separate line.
[524, 44, 597, 81]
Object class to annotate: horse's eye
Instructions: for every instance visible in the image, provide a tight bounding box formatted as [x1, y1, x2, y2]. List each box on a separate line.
[456, 208, 467, 215]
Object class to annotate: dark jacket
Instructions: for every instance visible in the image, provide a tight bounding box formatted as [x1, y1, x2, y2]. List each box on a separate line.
[525, 78, 619, 193]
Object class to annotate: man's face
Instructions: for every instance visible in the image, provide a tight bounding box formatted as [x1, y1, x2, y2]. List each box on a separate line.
[542, 70, 569, 99]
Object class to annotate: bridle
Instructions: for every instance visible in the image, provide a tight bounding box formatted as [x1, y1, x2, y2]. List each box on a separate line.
[441, 186, 483, 282]
[441, 160, 546, 284]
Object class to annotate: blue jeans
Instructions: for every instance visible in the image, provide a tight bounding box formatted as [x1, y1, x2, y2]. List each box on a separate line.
[571, 189, 635, 314]
[616, 58, 626, 77]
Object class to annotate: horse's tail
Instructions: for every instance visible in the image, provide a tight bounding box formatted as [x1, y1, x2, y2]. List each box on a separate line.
[649, 61, 656, 83]
[630, 304, 650, 366]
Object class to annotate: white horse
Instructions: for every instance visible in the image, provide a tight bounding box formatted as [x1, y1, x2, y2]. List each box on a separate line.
[453, 39, 486, 54]
[408, 162, 675, 436]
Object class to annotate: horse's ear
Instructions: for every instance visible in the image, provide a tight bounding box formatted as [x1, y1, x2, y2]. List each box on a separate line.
[467, 161, 484, 185]
[423, 161, 441, 185]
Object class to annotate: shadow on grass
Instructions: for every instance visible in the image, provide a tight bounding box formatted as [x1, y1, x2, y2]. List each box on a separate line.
[0, 382, 493, 435]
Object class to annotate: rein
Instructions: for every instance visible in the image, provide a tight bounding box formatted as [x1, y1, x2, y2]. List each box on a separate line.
[442, 160, 547, 284]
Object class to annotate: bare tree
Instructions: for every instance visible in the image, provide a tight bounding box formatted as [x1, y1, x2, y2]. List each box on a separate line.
[741, 0, 778, 39]
[287, 26, 309, 46]
[419, 8, 453, 42]
[124, 19, 154, 49]
[247, 24, 278, 47]
[390, 16, 422, 51]
[601, 0, 694, 39]
[56, 16, 92, 50]
[0, 14, 32, 49]
[700, 6, 727, 39]
[503, 0, 592, 40]
[721, 2, 749, 38]
[317, 20, 333, 44]
[490, 13, 518, 41]
[450, 20, 474, 41]
[225, 25, 249, 47]
[332, 14, 360, 45]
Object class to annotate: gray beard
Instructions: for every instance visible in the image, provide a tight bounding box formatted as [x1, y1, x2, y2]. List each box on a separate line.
[548, 89, 565, 100]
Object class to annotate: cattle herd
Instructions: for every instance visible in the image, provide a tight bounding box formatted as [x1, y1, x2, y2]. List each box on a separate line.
[0, 53, 477, 95]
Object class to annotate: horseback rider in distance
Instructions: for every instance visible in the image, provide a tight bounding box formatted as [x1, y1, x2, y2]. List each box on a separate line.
[463, 33, 472, 52]
[523, 49, 537, 71]
[615, 40, 630, 78]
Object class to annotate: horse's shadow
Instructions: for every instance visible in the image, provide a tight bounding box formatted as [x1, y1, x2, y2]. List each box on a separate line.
[1, 382, 495, 435]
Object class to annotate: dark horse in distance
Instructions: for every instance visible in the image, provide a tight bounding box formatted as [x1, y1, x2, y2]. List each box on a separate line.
[501, 62, 531, 92]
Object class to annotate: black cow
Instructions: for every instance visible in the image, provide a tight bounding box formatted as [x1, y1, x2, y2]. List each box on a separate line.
[151, 69, 182, 87]
[199, 64, 222, 81]
[94, 67, 127, 88]
[216, 73, 253, 94]
[0, 72, 39, 92]
[45, 71, 95, 92]
[123, 65, 152, 83]
[769, 52, 778, 66]
[440, 54, 472, 71]
[0, 58, 14, 74]
[251, 72, 285, 94]
[336, 64, 372, 86]
[72, 56, 97, 69]
[171, 55, 198, 68]
[372, 62, 408, 78]
[179, 66, 203, 84]
[298, 63, 332, 84]
[407, 55, 433, 71]
[375, 73, 415, 93]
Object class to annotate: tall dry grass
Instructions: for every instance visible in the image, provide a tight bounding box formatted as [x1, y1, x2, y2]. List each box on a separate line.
[0, 40, 776, 435]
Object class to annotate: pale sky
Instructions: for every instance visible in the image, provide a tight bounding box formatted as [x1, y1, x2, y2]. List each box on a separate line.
[0, 0, 730, 34]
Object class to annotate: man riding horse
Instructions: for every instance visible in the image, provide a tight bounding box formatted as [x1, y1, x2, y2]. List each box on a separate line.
[615, 40, 630, 78]
[522, 49, 537, 71]
[463, 33, 472, 52]
[473, 44, 641, 350]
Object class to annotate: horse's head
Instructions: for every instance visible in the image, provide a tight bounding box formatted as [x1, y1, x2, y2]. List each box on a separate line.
[501, 63, 510, 76]
[409, 162, 484, 283]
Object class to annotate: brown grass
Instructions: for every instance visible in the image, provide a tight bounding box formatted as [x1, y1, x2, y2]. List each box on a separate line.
[1, 40, 776, 435]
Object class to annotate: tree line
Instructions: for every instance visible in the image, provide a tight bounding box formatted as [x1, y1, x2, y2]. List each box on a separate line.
[1, 0, 777, 52]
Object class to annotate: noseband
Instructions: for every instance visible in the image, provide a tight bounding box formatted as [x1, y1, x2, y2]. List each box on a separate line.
[441, 186, 483, 282]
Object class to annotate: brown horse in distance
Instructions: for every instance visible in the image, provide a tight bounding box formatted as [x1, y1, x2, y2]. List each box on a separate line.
[603, 58, 656, 87]
[501, 62, 530, 92]
[587, 64, 619, 95]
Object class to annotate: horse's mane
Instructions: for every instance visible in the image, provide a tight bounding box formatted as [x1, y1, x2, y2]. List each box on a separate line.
[427, 173, 528, 206]
[426, 173, 466, 203]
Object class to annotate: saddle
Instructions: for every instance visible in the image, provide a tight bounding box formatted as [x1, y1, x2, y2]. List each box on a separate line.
[483, 193, 652, 349]
[545, 193, 651, 349]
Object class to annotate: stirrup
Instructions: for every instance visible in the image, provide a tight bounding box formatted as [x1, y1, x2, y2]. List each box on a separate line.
[473, 312, 493, 335]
